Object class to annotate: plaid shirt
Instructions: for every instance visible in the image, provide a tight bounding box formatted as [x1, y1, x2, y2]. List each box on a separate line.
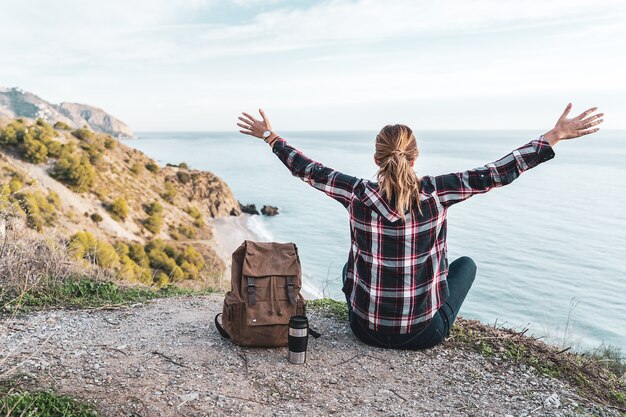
[272, 135, 555, 334]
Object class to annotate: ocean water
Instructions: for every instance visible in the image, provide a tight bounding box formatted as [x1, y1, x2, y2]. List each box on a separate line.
[127, 130, 626, 351]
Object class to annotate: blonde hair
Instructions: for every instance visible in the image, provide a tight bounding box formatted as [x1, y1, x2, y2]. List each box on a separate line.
[375, 124, 422, 221]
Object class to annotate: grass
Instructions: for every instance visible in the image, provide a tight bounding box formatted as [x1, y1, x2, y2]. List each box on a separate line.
[0, 277, 214, 314]
[307, 298, 349, 322]
[450, 318, 626, 412]
[0, 380, 99, 417]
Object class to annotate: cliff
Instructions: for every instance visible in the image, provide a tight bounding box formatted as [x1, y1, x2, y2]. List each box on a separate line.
[0, 87, 133, 138]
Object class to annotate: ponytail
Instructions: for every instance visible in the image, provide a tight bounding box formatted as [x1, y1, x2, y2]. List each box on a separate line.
[375, 124, 422, 221]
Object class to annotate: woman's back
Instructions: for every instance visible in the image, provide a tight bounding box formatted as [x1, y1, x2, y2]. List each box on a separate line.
[345, 176, 450, 334]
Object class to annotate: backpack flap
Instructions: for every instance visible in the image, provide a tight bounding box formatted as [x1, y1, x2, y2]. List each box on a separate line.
[241, 241, 301, 305]
[241, 241, 300, 278]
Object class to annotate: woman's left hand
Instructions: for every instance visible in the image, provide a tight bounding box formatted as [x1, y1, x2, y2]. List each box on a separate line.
[237, 109, 272, 139]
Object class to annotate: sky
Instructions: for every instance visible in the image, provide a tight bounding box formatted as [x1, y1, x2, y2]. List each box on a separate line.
[0, 0, 625, 131]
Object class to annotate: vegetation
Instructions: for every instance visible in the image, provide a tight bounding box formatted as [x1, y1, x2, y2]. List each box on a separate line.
[178, 162, 189, 170]
[145, 239, 207, 284]
[130, 162, 144, 175]
[90, 212, 103, 224]
[104, 136, 116, 149]
[145, 161, 159, 173]
[108, 197, 129, 221]
[53, 120, 72, 130]
[22, 134, 49, 163]
[0, 382, 99, 417]
[185, 205, 205, 227]
[14, 190, 59, 232]
[308, 298, 349, 322]
[176, 170, 191, 184]
[143, 201, 163, 234]
[50, 150, 96, 193]
[449, 318, 626, 411]
[160, 180, 177, 203]
[69, 231, 120, 269]
[72, 126, 94, 141]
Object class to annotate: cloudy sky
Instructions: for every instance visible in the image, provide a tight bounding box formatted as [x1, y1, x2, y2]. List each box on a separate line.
[0, 0, 624, 131]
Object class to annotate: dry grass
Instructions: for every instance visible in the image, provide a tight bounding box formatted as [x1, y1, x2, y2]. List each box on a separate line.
[449, 318, 626, 413]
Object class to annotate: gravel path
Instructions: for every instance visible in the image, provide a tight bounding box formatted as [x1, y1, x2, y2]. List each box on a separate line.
[0, 295, 619, 417]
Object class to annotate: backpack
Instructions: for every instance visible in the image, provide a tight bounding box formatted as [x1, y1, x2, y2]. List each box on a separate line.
[214, 240, 307, 347]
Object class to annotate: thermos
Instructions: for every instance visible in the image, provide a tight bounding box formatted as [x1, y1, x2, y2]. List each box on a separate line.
[288, 316, 309, 364]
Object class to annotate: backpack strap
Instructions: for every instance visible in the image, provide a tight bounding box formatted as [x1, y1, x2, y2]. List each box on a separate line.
[247, 277, 256, 306]
[286, 277, 297, 305]
[214, 313, 230, 339]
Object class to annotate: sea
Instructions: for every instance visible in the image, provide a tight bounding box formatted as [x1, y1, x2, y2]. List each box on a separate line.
[127, 130, 626, 351]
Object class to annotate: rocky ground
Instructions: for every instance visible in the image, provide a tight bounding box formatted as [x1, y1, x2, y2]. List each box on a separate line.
[0, 295, 621, 417]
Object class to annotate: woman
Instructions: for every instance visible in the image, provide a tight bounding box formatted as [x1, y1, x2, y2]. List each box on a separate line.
[237, 104, 603, 350]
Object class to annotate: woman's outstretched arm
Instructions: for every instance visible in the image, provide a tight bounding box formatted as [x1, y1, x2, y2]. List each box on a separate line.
[237, 109, 361, 208]
[431, 103, 604, 208]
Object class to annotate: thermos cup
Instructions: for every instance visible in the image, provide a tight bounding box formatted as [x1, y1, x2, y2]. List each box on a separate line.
[288, 315, 309, 364]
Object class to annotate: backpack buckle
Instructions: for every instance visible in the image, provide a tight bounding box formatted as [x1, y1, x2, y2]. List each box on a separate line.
[247, 277, 256, 306]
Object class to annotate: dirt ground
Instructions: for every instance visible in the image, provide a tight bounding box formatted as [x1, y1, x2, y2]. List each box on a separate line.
[0, 295, 620, 417]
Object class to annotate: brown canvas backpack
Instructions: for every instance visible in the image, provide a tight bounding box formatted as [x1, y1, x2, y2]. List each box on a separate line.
[215, 240, 309, 347]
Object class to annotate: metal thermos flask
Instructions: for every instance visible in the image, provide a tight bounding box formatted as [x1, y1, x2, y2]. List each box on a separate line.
[288, 315, 309, 364]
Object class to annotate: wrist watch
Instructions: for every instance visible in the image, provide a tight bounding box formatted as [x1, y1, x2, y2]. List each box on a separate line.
[262, 130, 273, 143]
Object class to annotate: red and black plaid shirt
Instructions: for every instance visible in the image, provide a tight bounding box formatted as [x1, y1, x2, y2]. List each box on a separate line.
[272, 135, 555, 334]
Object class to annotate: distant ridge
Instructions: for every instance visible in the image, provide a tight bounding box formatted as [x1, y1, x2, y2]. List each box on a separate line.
[0, 86, 133, 138]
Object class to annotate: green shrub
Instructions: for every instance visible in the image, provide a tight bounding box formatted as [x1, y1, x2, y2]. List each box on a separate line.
[90, 213, 103, 224]
[47, 191, 61, 209]
[130, 162, 143, 175]
[22, 134, 49, 163]
[154, 271, 169, 287]
[15, 191, 57, 231]
[178, 224, 196, 239]
[50, 151, 96, 193]
[44, 138, 63, 158]
[9, 177, 22, 193]
[53, 121, 72, 130]
[143, 201, 164, 234]
[72, 127, 94, 141]
[179, 162, 189, 170]
[161, 181, 177, 203]
[144, 213, 163, 234]
[176, 171, 191, 184]
[0, 120, 26, 146]
[104, 137, 116, 149]
[108, 197, 129, 221]
[128, 241, 149, 267]
[33, 119, 56, 140]
[185, 205, 205, 227]
[68, 231, 120, 268]
[145, 161, 159, 173]
[145, 201, 163, 216]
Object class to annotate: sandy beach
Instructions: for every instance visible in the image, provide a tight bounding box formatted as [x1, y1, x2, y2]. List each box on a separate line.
[209, 214, 319, 299]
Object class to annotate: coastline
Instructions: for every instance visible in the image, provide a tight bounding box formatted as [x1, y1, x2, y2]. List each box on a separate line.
[208, 213, 318, 299]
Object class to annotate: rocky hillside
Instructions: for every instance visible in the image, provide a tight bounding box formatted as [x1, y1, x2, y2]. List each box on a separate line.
[0, 87, 133, 138]
[0, 117, 241, 288]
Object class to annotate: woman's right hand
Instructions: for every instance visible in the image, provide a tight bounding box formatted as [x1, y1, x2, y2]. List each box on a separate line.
[543, 103, 604, 146]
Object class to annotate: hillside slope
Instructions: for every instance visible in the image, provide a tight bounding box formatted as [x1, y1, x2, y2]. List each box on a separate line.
[1, 117, 241, 288]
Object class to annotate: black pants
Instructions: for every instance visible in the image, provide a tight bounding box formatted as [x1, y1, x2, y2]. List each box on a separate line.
[342, 256, 477, 350]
